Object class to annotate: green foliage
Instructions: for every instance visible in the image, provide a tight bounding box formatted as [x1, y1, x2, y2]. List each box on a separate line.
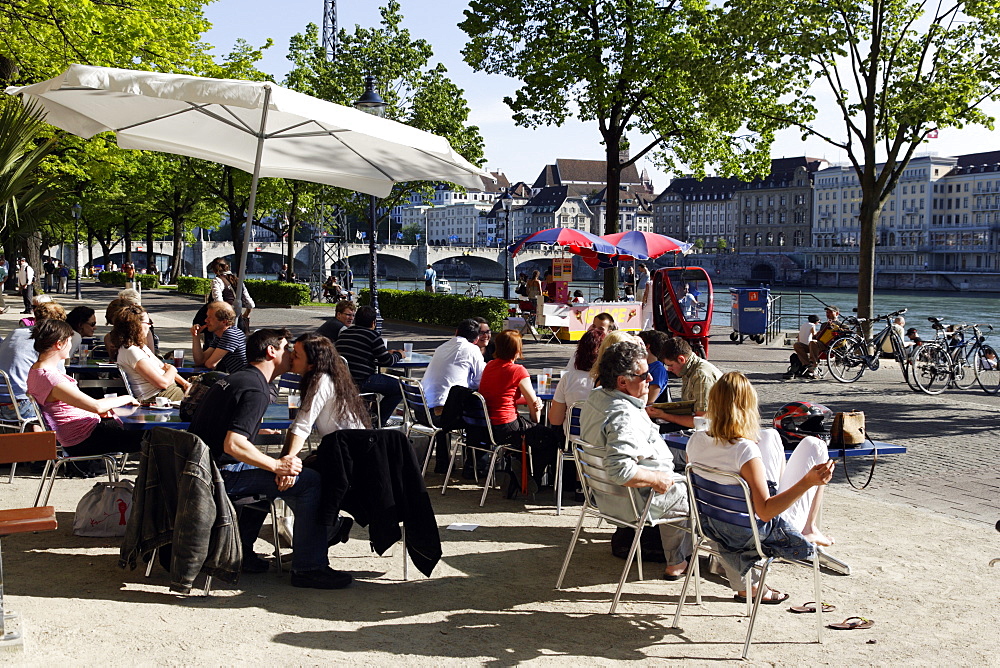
[245, 279, 310, 306]
[460, 0, 795, 299]
[400, 224, 422, 244]
[358, 289, 509, 331]
[97, 271, 159, 289]
[176, 276, 309, 306]
[0, 100, 59, 239]
[284, 1, 486, 240]
[732, 0, 1000, 319]
[177, 276, 213, 295]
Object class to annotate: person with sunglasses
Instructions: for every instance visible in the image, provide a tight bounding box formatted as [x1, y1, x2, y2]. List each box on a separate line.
[580, 339, 690, 579]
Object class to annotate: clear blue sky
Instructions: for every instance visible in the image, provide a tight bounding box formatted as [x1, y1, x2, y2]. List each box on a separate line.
[202, 0, 999, 192]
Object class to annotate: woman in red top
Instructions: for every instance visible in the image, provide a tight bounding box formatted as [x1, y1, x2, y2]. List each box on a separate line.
[478, 330, 548, 495]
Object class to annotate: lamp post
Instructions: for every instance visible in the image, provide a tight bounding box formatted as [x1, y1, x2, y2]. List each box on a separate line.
[355, 75, 387, 331]
[71, 202, 82, 300]
[501, 190, 513, 300]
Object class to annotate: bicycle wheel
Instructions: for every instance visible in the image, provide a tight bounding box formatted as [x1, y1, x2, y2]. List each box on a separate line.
[827, 337, 866, 383]
[951, 346, 977, 390]
[974, 344, 1000, 394]
[911, 343, 952, 395]
[902, 346, 921, 392]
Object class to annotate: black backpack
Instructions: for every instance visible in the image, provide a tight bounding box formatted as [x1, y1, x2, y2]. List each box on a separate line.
[786, 353, 807, 378]
[179, 371, 228, 420]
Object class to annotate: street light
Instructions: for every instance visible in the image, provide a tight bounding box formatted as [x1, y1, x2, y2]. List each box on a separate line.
[355, 75, 387, 331]
[500, 190, 514, 300]
[70, 202, 82, 300]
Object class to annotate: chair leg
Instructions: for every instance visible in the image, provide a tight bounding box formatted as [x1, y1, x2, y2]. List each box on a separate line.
[555, 505, 589, 589]
[670, 537, 703, 628]
[441, 438, 460, 495]
[813, 549, 824, 643]
[635, 528, 644, 581]
[270, 500, 283, 576]
[610, 524, 644, 614]
[145, 548, 156, 577]
[6, 462, 14, 484]
[479, 447, 504, 507]
[554, 450, 564, 516]
[742, 559, 775, 660]
[401, 524, 408, 582]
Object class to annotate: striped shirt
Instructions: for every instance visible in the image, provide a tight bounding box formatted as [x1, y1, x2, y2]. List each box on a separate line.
[206, 326, 247, 375]
[336, 326, 400, 385]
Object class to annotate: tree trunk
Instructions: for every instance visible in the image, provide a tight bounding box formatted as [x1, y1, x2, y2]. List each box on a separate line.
[171, 212, 184, 283]
[856, 197, 881, 334]
[285, 220, 297, 275]
[144, 219, 154, 273]
[602, 140, 623, 301]
[124, 217, 132, 264]
[25, 230, 42, 292]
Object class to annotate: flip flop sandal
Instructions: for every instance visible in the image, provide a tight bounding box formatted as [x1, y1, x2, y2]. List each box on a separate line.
[788, 601, 836, 614]
[827, 616, 874, 630]
[733, 589, 790, 605]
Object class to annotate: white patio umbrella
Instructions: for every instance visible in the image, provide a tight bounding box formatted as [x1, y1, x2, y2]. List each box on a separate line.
[5, 64, 491, 311]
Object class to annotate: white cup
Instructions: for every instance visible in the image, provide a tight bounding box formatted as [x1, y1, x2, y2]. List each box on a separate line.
[155, 396, 170, 407]
[403, 342, 413, 359]
[537, 373, 549, 391]
[543, 367, 553, 378]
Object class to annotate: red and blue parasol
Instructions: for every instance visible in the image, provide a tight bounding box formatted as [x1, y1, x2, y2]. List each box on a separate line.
[506, 227, 624, 257]
[602, 230, 692, 260]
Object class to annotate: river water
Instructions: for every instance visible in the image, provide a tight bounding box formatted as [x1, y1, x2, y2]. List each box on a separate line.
[361, 278, 998, 336]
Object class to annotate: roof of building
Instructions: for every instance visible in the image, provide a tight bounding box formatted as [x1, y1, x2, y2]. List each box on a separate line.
[532, 158, 643, 190]
[953, 150, 1000, 175]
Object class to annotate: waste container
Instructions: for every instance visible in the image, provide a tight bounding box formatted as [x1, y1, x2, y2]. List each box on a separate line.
[729, 287, 770, 343]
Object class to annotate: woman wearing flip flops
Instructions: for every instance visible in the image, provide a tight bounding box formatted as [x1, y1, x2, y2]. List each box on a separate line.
[686, 371, 835, 605]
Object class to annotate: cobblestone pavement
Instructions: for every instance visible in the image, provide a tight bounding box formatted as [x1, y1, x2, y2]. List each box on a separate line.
[25, 283, 998, 528]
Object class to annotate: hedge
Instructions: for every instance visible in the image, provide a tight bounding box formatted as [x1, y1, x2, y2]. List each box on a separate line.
[358, 289, 509, 331]
[177, 276, 310, 306]
[97, 270, 160, 289]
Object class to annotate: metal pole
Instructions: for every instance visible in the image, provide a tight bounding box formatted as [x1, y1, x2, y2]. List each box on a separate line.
[369, 194, 382, 332]
[72, 204, 82, 300]
[503, 208, 511, 300]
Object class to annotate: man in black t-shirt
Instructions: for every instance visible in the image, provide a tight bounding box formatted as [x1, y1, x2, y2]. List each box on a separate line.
[188, 327, 352, 590]
[190, 301, 247, 374]
[315, 300, 355, 342]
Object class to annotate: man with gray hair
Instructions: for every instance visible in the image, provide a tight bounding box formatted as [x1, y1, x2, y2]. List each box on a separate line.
[190, 301, 247, 374]
[580, 340, 690, 579]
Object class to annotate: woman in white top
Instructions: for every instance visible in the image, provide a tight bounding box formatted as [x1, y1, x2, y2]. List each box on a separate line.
[548, 327, 606, 427]
[112, 304, 189, 401]
[209, 257, 254, 333]
[686, 371, 834, 601]
[280, 333, 371, 470]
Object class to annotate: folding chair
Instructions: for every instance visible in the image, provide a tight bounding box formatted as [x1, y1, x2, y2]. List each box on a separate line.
[27, 397, 124, 506]
[0, 369, 40, 483]
[555, 438, 691, 614]
[671, 463, 823, 660]
[398, 377, 443, 475]
[443, 392, 526, 506]
[553, 401, 585, 515]
[0, 432, 58, 650]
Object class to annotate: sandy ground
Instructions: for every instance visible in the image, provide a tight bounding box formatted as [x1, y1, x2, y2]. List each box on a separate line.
[3, 464, 999, 666]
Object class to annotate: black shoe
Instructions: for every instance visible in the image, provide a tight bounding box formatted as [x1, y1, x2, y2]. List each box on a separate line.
[290, 566, 353, 590]
[327, 516, 353, 547]
[241, 552, 270, 573]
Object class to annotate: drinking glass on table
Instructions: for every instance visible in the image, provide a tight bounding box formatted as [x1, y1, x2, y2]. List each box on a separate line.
[79, 344, 90, 364]
[172, 349, 184, 368]
[403, 342, 413, 359]
[287, 392, 300, 420]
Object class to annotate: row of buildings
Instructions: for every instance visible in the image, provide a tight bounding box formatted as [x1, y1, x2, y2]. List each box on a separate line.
[390, 149, 1000, 284]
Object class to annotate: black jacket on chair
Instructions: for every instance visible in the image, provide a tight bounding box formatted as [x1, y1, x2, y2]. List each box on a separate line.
[310, 429, 441, 577]
[119, 427, 242, 593]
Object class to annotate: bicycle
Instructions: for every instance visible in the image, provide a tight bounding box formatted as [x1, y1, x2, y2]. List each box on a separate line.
[911, 320, 999, 395]
[464, 282, 484, 298]
[826, 308, 911, 384]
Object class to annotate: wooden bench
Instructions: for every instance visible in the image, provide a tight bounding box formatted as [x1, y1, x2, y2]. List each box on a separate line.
[0, 432, 58, 650]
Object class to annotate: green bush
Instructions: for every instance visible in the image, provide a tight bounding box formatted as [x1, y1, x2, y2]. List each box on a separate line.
[358, 289, 509, 331]
[177, 276, 309, 306]
[97, 270, 159, 289]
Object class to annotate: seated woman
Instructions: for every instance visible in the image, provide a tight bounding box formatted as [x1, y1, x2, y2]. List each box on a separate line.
[26, 319, 143, 456]
[112, 304, 190, 402]
[477, 330, 550, 494]
[104, 289, 153, 361]
[66, 306, 97, 361]
[549, 327, 605, 428]
[686, 371, 835, 603]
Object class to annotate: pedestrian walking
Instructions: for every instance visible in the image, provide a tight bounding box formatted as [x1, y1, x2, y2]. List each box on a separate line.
[423, 264, 437, 292]
[17, 257, 34, 313]
[42, 257, 55, 292]
[57, 261, 69, 293]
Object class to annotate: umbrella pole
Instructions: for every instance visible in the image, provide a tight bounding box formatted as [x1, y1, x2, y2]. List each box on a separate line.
[234, 86, 272, 320]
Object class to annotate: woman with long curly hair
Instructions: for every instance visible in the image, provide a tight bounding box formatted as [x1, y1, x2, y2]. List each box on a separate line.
[280, 333, 371, 462]
[686, 371, 834, 603]
[112, 304, 190, 402]
[548, 326, 606, 427]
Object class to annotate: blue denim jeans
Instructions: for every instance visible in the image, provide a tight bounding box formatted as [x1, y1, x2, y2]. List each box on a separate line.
[0, 398, 35, 422]
[361, 373, 403, 426]
[221, 462, 329, 572]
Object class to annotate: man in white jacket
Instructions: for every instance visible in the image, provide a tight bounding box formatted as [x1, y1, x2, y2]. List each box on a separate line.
[17, 258, 34, 314]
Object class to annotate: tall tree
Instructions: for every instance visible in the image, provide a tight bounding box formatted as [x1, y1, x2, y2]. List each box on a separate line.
[737, 0, 1000, 322]
[284, 1, 485, 242]
[460, 0, 799, 299]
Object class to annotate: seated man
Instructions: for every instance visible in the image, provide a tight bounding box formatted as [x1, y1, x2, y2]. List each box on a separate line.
[421, 319, 488, 473]
[0, 301, 66, 421]
[190, 301, 247, 374]
[580, 340, 690, 579]
[646, 336, 722, 432]
[792, 314, 820, 373]
[591, 312, 616, 332]
[806, 305, 843, 377]
[336, 305, 404, 426]
[637, 330, 670, 404]
[315, 300, 355, 342]
[187, 328, 352, 589]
